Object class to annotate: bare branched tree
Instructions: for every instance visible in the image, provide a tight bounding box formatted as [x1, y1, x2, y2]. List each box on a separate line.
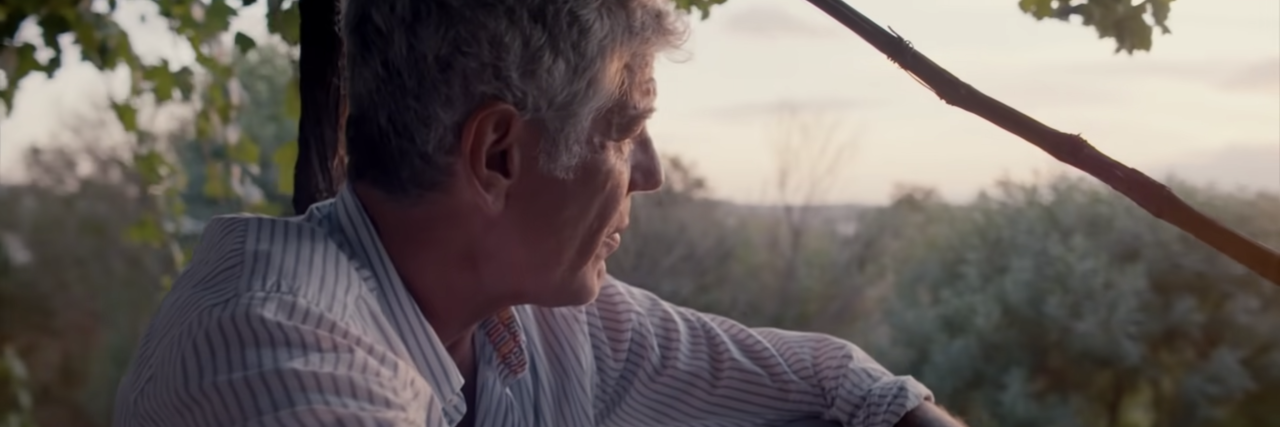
[765, 108, 858, 327]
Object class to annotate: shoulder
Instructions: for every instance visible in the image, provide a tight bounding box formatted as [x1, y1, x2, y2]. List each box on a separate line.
[114, 290, 434, 426]
[115, 213, 385, 400]
[527, 276, 678, 357]
[172, 213, 370, 316]
[526, 276, 663, 327]
[518, 277, 659, 351]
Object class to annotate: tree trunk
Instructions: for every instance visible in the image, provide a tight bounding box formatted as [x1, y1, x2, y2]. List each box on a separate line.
[293, 0, 345, 214]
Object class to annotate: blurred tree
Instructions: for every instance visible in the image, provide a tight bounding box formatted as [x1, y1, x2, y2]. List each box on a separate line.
[0, 119, 171, 426]
[0, 345, 39, 427]
[1, 0, 302, 272]
[174, 42, 297, 223]
[766, 111, 858, 328]
[870, 176, 1280, 427]
[609, 156, 746, 312]
[610, 154, 873, 335]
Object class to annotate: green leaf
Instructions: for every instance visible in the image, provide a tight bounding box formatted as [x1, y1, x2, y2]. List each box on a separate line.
[283, 74, 301, 120]
[112, 102, 138, 132]
[201, 0, 238, 38]
[266, 2, 301, 45]
[133, 150, 169, 185]
[234, 31, 257, 54]
[203, 163, 231, 199]
[125, 216, 165, 245]
[207, 79, 232, 121]
[36, 12, 71, 64]
[173, 66, 196, 100]
[142, 63, 176, 102]
[1017, 0, 1054, 18]
[672, 0, 728, 20]
[195, 111, 215, 139]
[105, 24, 136, 69]
[230, 135, 261, 164]
[1019, 0, 1174, 53]
[272, 140, 298, 195]
[246, 201, 285, 216]
[1150, 0, 1174, 33]
[1, 43, 45, 112]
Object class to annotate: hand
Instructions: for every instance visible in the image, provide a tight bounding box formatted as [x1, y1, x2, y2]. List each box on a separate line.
[776, 402, 965, 427]
[894, 402, 966, 427]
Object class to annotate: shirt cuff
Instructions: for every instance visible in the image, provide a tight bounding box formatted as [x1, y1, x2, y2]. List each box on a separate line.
[840, 375, 934, 427]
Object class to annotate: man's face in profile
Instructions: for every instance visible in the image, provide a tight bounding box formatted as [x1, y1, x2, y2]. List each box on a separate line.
[484, 63, 664, 308]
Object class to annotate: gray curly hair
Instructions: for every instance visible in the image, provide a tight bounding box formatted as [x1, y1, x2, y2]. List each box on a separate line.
[341, 0, 688, 197]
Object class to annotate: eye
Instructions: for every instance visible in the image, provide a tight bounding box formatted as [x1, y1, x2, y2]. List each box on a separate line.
[608, 118, 646, 144]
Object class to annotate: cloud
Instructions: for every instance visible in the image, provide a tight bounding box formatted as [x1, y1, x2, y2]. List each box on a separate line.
[1148, 143, 1280, 192]
[1220, 57, 1280, 95]
[719, 5, 840, 38]
[1023, 57, 1280, 97]
[698, 97, 872, 121]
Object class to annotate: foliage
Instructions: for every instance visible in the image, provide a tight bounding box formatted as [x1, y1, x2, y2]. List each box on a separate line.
[676, 0, 1179, 54]
[610, 157, 753, 316]
[871, 176, 1280, 427]
[1, 345, 38, 427]
[1, 0, 302, 275]
[1, 0, 1180, 278]
[611, 157, 876, 335]
[0, 141, 171, 426]
[1017, 0, 1176, 54]
[174, 43, 298, 224]
[0, 1, 1209, 426]
[0, 0, 300, 116]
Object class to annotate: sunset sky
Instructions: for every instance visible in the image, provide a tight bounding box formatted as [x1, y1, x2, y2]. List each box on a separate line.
[2, 0, 1277, 204]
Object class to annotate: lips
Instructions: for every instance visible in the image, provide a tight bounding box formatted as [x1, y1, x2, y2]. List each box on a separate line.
[601, 232, 623, 256]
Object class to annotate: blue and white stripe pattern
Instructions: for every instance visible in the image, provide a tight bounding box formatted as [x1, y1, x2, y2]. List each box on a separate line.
[113, 184, 932, 427]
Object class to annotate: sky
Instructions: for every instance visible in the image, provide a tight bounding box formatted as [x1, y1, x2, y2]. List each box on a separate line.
[1, 0, 1277, 205]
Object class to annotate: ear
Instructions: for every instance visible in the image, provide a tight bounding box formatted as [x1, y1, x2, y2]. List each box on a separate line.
[458, 101, 525, 214]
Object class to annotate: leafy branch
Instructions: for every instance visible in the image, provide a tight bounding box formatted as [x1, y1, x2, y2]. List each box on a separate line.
[2, 0, 302, 271]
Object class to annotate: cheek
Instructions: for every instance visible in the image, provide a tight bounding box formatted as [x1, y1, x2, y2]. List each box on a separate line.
[583, 152, 632, 231]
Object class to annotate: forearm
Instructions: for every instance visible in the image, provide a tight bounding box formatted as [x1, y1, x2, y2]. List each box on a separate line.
[895, 402, 966, 427]
[589, 278, 934, 427]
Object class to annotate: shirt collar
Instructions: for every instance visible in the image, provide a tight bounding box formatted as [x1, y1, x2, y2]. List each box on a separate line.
[329, 184, 530, 400]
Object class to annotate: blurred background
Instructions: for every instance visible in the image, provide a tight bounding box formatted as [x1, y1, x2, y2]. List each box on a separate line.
[1, 0, 1278, 426]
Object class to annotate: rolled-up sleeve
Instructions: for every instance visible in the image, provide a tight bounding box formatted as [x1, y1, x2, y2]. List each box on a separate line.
[114, 292, 442, 427]
[587, 277, 933, 427]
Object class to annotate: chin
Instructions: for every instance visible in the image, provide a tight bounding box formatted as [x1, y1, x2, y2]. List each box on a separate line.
[565, 264, 608, 305]
[530, 263, 606, 308]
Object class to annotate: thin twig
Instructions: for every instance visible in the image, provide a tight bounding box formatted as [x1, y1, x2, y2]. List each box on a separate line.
[804, 0, 1280, 285]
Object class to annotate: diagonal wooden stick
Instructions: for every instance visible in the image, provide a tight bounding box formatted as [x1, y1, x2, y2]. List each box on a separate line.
[804, 0, 1280, 285]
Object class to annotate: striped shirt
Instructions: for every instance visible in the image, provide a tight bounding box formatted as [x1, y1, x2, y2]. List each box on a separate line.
[113, 185, 932, 427]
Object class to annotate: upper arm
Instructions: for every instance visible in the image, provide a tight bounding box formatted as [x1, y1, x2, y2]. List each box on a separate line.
[117, 292, 440, 427]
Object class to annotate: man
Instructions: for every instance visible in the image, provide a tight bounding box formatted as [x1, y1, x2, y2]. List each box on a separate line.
[114, 0, 964, 426]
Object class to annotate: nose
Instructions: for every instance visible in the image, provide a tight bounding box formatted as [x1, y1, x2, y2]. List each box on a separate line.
[628, 129, 664, 194]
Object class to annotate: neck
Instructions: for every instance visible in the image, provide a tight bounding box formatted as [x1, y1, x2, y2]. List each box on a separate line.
[351, 183, 508, 360]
